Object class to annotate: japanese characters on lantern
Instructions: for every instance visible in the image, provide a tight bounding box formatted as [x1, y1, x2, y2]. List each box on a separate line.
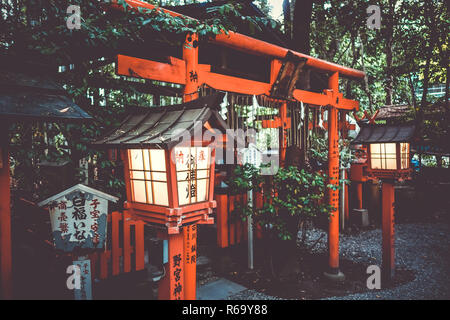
[175, 147, 210, 206]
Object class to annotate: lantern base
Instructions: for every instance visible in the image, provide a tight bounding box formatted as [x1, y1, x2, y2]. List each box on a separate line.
[367, 168, 412, 181]
[127, 200, 216, 234]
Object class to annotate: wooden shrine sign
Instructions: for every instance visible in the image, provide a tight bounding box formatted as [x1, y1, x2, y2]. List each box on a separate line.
[38, 184, 118, 252]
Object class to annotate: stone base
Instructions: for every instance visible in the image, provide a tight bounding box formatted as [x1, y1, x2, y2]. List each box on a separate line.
[323, 271, 346, 282]
[351, 209, 370, 227]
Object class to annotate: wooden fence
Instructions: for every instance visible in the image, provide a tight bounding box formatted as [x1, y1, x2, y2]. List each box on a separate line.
[80, 211, 146, 281]
[215, 191, 264, 248]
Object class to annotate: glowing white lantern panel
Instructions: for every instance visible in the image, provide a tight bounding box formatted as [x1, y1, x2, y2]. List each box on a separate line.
[128, 149, 169, 206]
[400, 143, 410, 169]
[370, 143, 397, 170]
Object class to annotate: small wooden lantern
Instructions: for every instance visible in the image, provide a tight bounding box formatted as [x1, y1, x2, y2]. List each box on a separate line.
[93, 94, 228, 234]
[351, 124, 415, 180]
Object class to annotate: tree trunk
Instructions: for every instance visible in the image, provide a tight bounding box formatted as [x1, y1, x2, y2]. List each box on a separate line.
[417, 2, 437, 136]
[408, 74, 417, 113]
[358, 33, 374, 113]
[384, 0, 397, 106]
[346, 33, 359, 98]
[444, 60, 449, 110]
[283, 0, 292, 42]
[292, 0, 314, 55]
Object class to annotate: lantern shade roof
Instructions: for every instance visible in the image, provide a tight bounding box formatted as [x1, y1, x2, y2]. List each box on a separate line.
[93, 93, 229, 149]
[351, 123, 416, 145]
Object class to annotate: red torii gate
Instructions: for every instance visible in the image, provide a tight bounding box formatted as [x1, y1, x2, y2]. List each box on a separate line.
[111, 0, 365, 298]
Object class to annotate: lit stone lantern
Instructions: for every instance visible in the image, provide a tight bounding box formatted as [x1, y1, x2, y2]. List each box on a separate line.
[351, 123, 415, 281]
[93, 93, 228, 234]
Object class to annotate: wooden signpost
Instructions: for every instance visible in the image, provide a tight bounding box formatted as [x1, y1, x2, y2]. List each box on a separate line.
[38, 184, 118, 299]
[38, 184, 118, 252]
[73, 257, 93, 300]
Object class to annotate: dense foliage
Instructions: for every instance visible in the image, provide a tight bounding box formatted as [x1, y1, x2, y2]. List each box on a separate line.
[1, 0, 277, 200]
[226, 164, 334, 241]
[1, 0, 448, 202]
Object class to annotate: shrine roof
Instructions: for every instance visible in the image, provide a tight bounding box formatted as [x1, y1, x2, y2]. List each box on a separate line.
[0, 57, 92, 122]
[93, 93, 228, 149]
[375, 103, 447, 120]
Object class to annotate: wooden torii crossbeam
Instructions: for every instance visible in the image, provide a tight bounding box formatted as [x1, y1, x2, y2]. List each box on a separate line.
[116, 54, 360, 110]
[110, 0, 365, 299]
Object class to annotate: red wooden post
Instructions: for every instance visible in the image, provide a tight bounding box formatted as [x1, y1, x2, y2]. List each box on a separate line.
[99, 251, 109, 279]
[216, 193, 229, 248]
[235, 194, 242, 244]
[182, 32, 199, 300]
[111, 211, 120, 276]
[325, 72, 343, 279]
[382, 180, 395, 281]
[135, 220, 145, 271]
[183, 224, 197, 300]
[243, 193, 248, 241]
[0, 141, 12, 299]
[356, 182, 363, 209]
[183, 33, 199, 101]
[158, 232, 185, 300]
[123, 211, 131, 273]
[229, 195, 236, 246]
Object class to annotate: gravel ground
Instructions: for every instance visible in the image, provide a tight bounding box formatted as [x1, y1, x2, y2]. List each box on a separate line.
[307, 222, 450, 300]
[227, 289, 282, 300]
[223, 221, 450, 300]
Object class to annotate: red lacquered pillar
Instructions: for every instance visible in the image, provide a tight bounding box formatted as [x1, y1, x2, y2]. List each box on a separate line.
[382, 180, 395, 282]
[158, 231, 185, 300]
[181, 33, 200, 300]
[325, 72, 343, 280]
[216, 193, 229, 248]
